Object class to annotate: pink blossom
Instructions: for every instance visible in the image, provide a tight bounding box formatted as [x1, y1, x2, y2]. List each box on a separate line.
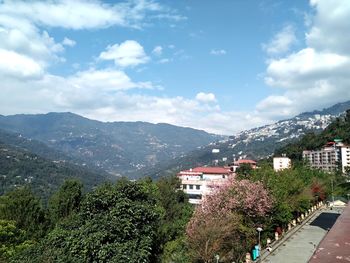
[187, 178, 273, 237]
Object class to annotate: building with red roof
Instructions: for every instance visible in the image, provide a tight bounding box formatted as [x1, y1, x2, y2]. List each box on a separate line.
[229, 159, 257, 172]
[177, 166, 234, 204]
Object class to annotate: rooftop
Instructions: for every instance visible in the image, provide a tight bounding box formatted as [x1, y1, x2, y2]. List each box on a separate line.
[309, 204, 350, 263]
[180, 166, 232, 175]
[234, 159, 257, 165]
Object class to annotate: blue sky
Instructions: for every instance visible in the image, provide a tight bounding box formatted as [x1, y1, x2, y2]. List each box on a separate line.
[1, 0, 350, 134]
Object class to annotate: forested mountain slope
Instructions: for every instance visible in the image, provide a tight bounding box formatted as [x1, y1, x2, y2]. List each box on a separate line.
[0, 112, 219, 178]
[0, 139, 113, 200]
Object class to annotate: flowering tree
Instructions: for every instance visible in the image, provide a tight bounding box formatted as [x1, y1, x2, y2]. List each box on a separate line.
[186, 178, 273, 263]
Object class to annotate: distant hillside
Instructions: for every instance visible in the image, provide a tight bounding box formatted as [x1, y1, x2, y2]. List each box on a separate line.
[0, 112, 219, 178]
[0, 139, 113, 200]
[0, 128, 108, 175]
[143, 101, 350, 178]
[275, 109, 350, 160]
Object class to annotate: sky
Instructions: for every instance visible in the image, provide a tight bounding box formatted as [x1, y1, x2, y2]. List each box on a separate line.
[0, 0, 350, 135]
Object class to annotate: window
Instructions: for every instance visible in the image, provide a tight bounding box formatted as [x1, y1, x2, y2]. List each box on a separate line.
[222, 175, 226, 179]
[183, 184, 187, 189]
[188, 194, 202, 200]
[189, 185, 193, 190]
[196, 185, 200, 190]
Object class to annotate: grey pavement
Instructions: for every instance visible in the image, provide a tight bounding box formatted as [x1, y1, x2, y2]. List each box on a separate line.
[261, 207, 343, 263]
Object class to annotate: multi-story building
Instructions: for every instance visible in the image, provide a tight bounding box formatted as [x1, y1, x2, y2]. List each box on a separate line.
[273, 157, 291, 171]
[177, 166, 234, 204]
[303, 140, 350, 173]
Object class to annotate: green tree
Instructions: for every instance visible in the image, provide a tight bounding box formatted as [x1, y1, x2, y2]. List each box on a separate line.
[0, 187, 48, 240]
[161, 236, 191, 263]
[236, 163, 253, 179]
[14, 180, 162, 263]
[49, 179, 83, 225]
[156, 176, 192, 241]
[0, 220, 34, 261]
[155, 176, 193, 262]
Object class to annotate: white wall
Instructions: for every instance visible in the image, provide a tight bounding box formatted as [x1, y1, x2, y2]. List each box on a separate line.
[273, 157, 291, 171]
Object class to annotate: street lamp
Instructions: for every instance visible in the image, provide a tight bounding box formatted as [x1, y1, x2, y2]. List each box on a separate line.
[257, 227, 263, 261]
[331, 179, 335, 206]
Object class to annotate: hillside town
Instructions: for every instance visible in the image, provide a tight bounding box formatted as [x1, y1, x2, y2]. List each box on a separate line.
[179, 140, 349, 206]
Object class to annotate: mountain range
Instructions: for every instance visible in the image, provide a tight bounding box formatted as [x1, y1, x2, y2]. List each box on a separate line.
[143, 101, 350, 178]
[1, 101, 350, 184]
[0, 112, 219, 178]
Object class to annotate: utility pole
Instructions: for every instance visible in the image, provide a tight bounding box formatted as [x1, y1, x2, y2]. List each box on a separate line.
[331, 179, 335, 206]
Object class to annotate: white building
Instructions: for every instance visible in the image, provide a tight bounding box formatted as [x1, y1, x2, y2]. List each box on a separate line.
[177, 167, 234, 204]
[273, 157, 291, 171]
[303, 140, 350, 173]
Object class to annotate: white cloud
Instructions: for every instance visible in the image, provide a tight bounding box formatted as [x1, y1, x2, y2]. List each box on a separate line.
[195, 92, 217, 103]
[0, 0, 185, 79]
[0, 64, 265, 134]
[99, 40, 149, 67]
[0, 16, 64, 64]
[62, 37, 76, 47]
[262, 25, 296, 55]
[259, 0, 350, 120]
[158, 58, 171, 64]
[307, 0, 350, 55]
[210, 49, 226, 55]
[152, 46, 162, 56]
[3, 0, 350, 136]
[0, 0, 183, 30]
[265, 48, 349, 89]
[0, 49, 44, 79]
[68, 68, 154, 92]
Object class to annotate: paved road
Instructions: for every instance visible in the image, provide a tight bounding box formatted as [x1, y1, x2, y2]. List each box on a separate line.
[262, 208, 342, 263]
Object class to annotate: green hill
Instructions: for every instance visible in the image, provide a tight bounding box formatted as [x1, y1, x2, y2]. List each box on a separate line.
[0, 139, 113, 200]
[0, 112, 219, 178]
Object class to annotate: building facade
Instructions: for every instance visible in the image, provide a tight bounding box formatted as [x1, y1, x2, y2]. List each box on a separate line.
[177, 167, 234, 204]
[303, 141, 350, 173]
[273, 157, 291, 171]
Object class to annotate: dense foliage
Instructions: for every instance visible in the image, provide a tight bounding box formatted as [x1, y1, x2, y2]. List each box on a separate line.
[0, 176, 192, 263]
[248, 164, 332, 227]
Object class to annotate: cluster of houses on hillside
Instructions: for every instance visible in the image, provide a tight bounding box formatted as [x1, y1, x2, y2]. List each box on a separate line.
[178, 139, 349, 205]
[177, 157, 290, 204]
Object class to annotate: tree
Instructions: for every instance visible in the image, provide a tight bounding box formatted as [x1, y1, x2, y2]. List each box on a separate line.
[236, 163, 253, 179]
[0, 187, 48, 240]
[155, 176, 193, 262]
[161, 236, 191, 263]
[14, 180, 163, 263]
[156, 176, 193, 242]
[186, 178, 272, 263]
[0, 220, 34, 261]
[49, 179, 83, 225]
